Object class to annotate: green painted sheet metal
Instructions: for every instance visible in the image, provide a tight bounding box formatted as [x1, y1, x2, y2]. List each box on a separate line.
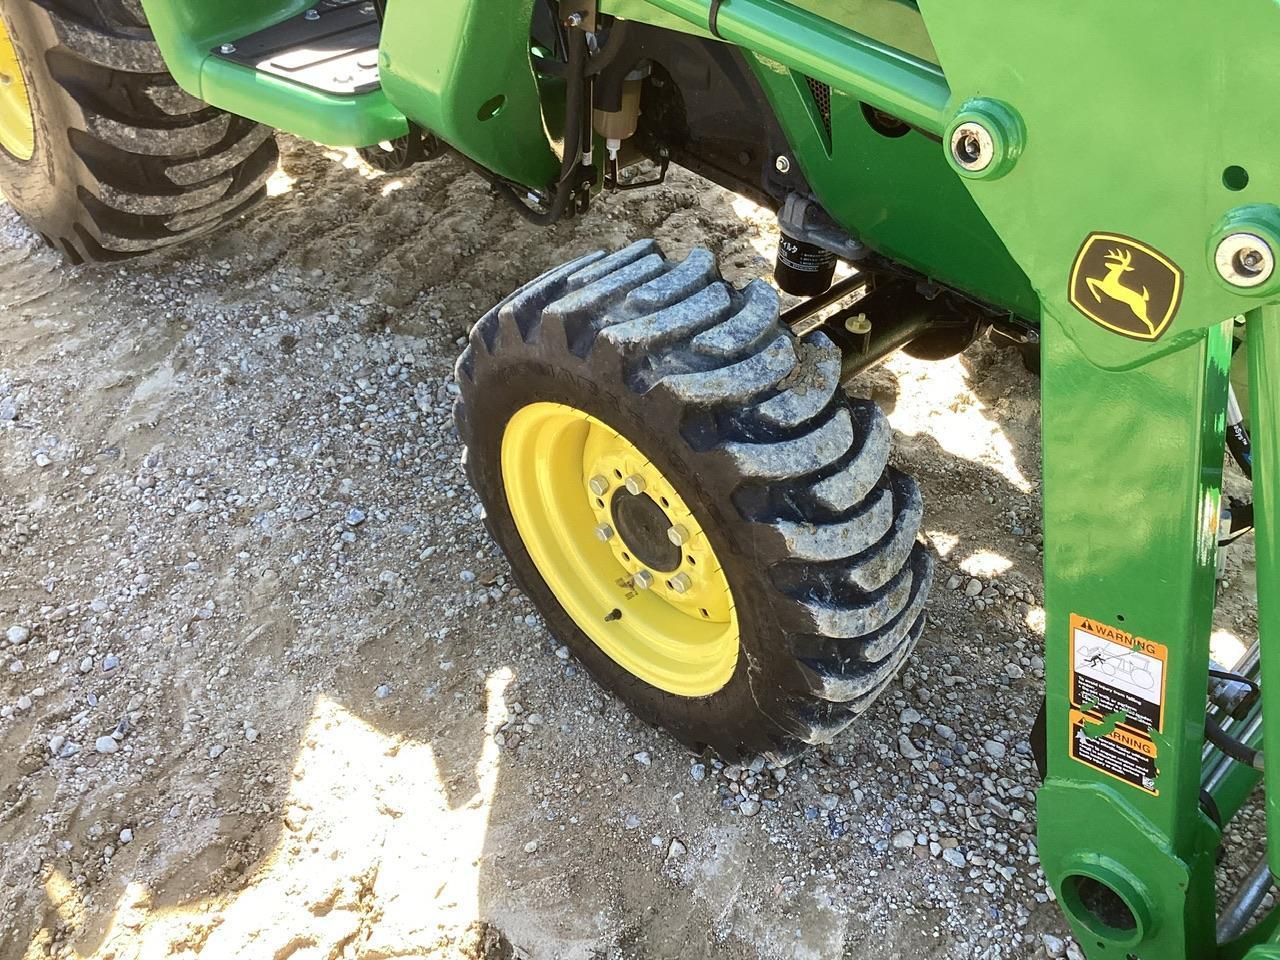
[637, 0, 949, 135]
[915, 1, 1280, 361]
[747, 57, 1037, 317]
[1250, 307, 1280, 879]
[1034, 318, 1231, 957]
[378, 0, 559, 187]
[603, 0, 939, 65]
[140, 0, 407, 146]
[904, 0, 1280, 952]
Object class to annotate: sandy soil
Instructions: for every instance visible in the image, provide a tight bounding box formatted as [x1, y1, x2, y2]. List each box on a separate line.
[0, 136, 1263, 960]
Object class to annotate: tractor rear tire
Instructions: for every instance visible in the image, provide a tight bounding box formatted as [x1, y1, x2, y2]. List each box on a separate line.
[455, 241, 934, 761]
[0, 0, 276, 263]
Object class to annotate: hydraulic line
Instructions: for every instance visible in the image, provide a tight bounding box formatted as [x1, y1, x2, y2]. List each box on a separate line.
[494, 22, 588, 225]
[1206, 713, 1265, 771]
[1217, 856, 1275, 943]
[1228, 383, 1253, 479]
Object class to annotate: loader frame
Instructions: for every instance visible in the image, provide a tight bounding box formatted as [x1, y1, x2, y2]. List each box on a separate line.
[136, 0, 1280, 955]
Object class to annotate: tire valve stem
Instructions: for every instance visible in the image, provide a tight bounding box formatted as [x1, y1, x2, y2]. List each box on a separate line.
[604, 608, 622, 622]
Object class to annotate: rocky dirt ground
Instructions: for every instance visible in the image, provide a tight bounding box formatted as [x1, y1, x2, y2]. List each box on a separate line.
[0, 136, 1264, 960]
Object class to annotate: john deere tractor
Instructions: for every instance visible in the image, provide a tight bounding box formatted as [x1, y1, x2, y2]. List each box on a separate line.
[1, 0, 1277, 956]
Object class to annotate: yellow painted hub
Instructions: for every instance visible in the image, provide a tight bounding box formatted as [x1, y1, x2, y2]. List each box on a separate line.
[0, 14, 34, 161]
[502, 401, 738, 696]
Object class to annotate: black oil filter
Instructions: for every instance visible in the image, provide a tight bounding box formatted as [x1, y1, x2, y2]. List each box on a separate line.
[774, 231, 836, 297]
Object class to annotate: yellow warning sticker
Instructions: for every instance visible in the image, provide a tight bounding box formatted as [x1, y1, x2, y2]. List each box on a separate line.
[1069, 709, 1159, 796]
[1069, 614, 1167, 734]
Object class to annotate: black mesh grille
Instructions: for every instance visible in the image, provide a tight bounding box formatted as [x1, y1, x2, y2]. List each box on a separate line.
[805, 76, 832, 136]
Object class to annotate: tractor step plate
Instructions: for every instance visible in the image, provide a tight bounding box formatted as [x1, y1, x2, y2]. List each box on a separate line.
[213, 0, 380, 97]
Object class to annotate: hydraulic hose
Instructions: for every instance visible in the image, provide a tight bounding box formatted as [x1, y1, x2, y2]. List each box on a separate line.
[1227, 383, 1253, 479]
[495, 23, 587, 226]
[1206, 712, 1265, 771]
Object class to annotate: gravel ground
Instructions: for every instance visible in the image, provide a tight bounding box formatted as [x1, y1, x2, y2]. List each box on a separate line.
[0, 136, 1263, 960]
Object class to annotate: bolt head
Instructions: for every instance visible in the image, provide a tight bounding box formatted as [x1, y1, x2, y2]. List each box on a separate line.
[667, 573, 692, 594]
[950, 122, 994, 172]
[219, 42, 237, 54]
[588, 474, 610, 496]
[1215, 232, 1275, 288]
[775, 155, 792, 174]
[633, 570, 654, 590]
[624, 474, 647, 496]
[667, 524, 690, 546]
[304, 8, 320, 19]
[565, 11, 585, 27]
[594, 523, 614, 542]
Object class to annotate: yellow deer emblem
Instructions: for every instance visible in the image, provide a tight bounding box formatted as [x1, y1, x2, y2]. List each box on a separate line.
[1085, 248, 1155, 338]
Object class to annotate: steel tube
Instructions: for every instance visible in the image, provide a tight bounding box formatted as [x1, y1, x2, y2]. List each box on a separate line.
[641, 0, 951, 135]
[1218, 856, 1274, 943]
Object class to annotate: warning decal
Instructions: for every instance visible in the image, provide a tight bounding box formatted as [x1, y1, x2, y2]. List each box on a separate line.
[1069, 709, 1159, 795]
[1069, 614, 1166, 734]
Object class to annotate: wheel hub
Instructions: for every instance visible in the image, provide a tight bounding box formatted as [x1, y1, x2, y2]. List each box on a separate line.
[0, 15, 34, 162]
[610, 488, 681, 573]
[501, 401, 738, 697]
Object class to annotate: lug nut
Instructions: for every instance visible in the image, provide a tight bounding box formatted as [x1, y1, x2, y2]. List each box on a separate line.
[667, 524, 690, 546]
[588, 474, 610, 496]
[667, 573, 692, 594]
[633, 570, 654, 590]
[594, 523, 614, 542]
[624, 474, 647, 495]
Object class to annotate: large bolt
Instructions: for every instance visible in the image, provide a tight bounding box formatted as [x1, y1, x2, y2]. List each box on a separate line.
[594, 523, 615, 542]
[624, 474, 647, 495]
[950, 121, 994, 173]
[667, 573, 693, 594]
[588, 474, 610, 496]
[1215, 232, 1276, 288]
[633, 570, 654, 590]
[944, 100, 1023, 181]
[667, 524, 690, 546]
[775, 155, 792, 174]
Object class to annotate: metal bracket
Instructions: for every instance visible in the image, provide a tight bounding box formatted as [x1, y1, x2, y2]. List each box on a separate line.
[777, 194, 867, 262]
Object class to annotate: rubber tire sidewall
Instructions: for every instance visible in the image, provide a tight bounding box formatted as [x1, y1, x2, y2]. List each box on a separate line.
[464, 351, 817, 756]
[0, 2, 88, 245]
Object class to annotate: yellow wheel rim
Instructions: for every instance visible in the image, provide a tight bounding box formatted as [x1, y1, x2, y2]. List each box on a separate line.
[502, 401, 739, 697]
[0, 14, 34, 161]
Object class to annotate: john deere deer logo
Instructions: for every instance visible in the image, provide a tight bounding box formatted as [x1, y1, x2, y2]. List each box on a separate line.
[1069, 233, 1183, 341]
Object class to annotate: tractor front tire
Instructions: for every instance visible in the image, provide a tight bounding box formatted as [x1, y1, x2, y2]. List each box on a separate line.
[455, 241, 934, 761]
[0, 0, 276, 262]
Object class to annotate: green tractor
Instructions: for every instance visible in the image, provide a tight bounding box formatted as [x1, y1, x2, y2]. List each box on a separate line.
[0, 0, 1276, 956]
